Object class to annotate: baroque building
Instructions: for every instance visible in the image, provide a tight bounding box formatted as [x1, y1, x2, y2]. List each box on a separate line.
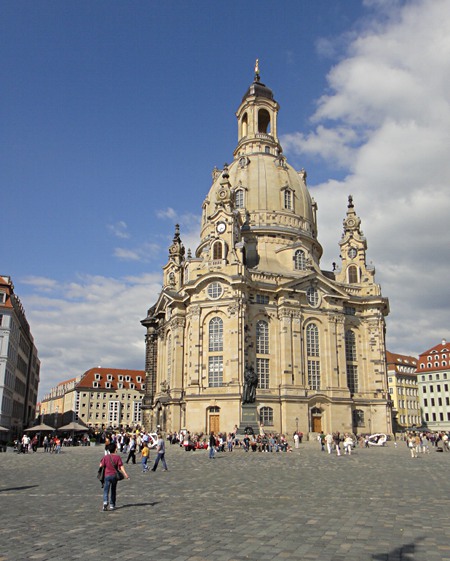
[142, 66, 391, 437]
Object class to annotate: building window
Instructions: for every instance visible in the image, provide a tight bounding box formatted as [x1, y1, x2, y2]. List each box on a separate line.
[209, 317, 223, 352]
[235, 189, 244, 209]
[207, 282, 223, 300]
[306, 286, 319, 307]
[353, 409, 365, 427]
[133, 401, 142, 424]
[208, 356, 223, 387]
[345, 330, 358, 393]
[108, 401, 120, 425]
[257, 357, 269, 389]
[348, 265, 358, 283]
[256, 320, 269, 354]
[306, 323, 320, 390]
[256, 294, 269, 305]
[284, 189, 292, 210]
[294, 249, 306, 271]
[212, 241, 223, 260]
[344, 306, 356, 316]
[167, 334, 172, 387]
[259, 406, 273, 426]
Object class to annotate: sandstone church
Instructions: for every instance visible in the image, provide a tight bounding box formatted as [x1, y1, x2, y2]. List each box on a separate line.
[141, 64, 391, 438]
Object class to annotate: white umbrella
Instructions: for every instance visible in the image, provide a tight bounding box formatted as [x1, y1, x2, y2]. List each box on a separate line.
[57, 421, 89, 432]
[0, 425, 9, 432]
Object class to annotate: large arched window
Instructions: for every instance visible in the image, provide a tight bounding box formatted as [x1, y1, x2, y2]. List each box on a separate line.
[208, 316, 224, 387]
[294, 249, 306, 271]
[209, 317, 223, 352]
[256, 320, 269, 354]
[256, 320, 269, 389]
[306, 323, 320, 390]
[345, 330, 358, 393]
[167, 334, 172, 387]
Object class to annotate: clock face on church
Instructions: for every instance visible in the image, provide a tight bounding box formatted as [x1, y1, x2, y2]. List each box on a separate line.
[348, 247, 357, 259]
[216, 221, 226, 234]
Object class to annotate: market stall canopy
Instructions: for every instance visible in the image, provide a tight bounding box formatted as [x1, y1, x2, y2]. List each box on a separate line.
[57, 421, 89, 432]
[24, 423, 55, 432]
[0, 425, 9, 432]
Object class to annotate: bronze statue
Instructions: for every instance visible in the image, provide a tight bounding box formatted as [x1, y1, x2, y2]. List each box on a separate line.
[243, 364, 258, 404]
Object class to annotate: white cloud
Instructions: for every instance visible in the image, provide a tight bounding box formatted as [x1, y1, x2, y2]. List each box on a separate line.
[284, 0, 450, 358]
[156, 207, 177, 220]
[108, 221, 130, 239]
[113, 242, 161, 262]
[21, 273, 162, 398]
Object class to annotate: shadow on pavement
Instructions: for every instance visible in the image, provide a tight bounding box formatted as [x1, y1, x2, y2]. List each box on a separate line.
[118, 501, 160, 510]
[372, 537, 424, 560]
[0, 485, 39, 493]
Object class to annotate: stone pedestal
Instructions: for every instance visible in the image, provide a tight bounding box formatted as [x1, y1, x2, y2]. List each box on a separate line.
[236, 403, 259, 435]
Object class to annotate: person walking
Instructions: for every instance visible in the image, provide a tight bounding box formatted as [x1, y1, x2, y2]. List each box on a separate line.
[99, 442, 129, 511]
[209, 431, 216, 459]
[151, 434, 168, 472]
[126, 435, 136, 464]
[325, 432, 333, 454]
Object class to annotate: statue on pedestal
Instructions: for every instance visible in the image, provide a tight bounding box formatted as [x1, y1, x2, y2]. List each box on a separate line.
[243, 364, 258, 404]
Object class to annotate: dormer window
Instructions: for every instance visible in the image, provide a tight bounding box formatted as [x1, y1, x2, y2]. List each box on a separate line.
[130, 383, 135, 389]
[294, 249, 306, 271]
[95, 373, 101, 381]
[126, 376, 131, 382]
[283, 189, 292, 210]
[118, 375, 123, 381]
[137, 376, 142, 383]
[107, 374, 113, 381]
[93, 381, 99, 388]
[235, 189, 244, 209]
[105, 382, 112, 389]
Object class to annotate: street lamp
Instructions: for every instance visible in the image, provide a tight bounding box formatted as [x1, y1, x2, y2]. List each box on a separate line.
[295, 417, 299, 432]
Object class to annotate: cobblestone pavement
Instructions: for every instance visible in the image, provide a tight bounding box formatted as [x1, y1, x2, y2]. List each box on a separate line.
[1, 440, 449, 561]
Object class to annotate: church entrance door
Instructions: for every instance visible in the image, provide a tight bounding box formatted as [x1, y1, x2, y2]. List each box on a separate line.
[312, 416, 322, 433]
[209, 414, 220, 434]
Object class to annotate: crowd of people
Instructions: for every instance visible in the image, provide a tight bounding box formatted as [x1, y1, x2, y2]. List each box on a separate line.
[405, 431, 449, 458]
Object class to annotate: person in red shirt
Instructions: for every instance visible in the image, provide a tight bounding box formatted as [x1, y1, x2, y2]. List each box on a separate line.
[99, 442, 129, 511]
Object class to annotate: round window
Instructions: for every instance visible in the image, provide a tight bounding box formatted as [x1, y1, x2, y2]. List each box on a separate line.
[207, 282, 223, 300]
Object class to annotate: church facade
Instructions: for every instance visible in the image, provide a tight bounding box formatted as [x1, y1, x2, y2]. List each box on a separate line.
[141, 67, 391, 438]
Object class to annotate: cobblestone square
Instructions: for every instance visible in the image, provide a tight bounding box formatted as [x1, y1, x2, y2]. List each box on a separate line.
[0, 441, 449, 561]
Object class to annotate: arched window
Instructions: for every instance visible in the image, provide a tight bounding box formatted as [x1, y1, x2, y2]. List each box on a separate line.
[209, 317, 223, 352]
[235, 189, 244, 209]
[242, 112, 248, 137]
[294, 249, 306, 271]
[258, 109, 271, 133]
[284, 189, 292, 210]
[306, 323, 320, 390]
[345, 330, 358, 393]
[348, 265, 358, 284]
[167, 334, 172, 387]
[212, 241, 223, 260]
[259, 406, 274, 426]
[256, 320, 269, 354]
[256, 320, 269, 389]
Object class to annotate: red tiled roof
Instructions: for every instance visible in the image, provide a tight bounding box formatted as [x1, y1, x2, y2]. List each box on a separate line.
[386, 350, 418, 371]
[77, 367, 146, 391]
[417, 340, 450, 372]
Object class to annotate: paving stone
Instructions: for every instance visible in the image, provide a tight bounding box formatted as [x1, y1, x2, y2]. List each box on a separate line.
[0, 442, 449, 560]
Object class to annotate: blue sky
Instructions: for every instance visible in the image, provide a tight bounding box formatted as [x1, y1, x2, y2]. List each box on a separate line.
[2, 0, 450, 398]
